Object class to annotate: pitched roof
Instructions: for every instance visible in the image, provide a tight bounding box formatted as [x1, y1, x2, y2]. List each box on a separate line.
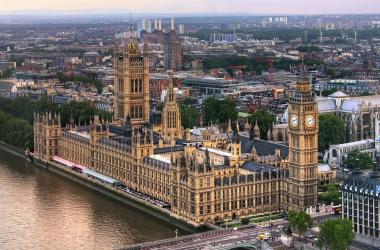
[240, 134, 289, 158]
[328, 91, 349, 98]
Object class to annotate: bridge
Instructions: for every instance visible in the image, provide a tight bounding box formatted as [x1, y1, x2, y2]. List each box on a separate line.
[123, 225, 262, 250]
[123, 212, 338, 250]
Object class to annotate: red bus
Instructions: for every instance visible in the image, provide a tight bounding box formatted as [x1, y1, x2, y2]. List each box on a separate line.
[331, 205, 342, 215]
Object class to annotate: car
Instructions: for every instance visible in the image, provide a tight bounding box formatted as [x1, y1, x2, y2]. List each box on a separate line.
[276, 225, 285, 230]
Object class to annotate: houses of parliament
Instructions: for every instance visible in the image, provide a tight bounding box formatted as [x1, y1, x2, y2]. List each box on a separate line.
[33, 36, 319, 226]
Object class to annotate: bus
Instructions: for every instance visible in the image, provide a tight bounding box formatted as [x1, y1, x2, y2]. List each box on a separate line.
[331, 205, 342, 215]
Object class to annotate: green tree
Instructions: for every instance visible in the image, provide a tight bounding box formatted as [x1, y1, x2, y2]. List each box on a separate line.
[0, 68, 14, 79]
[181, 104, 199, 129]
[218, 99, 237, 123]
[318, 184, 341, 205]
[344, 149, 373, 170]
[318, 114, 345, 152]
[204, 97, 237, 124]
[56, 72, 103, 94]
[321, 88, 337, 97]
[248, 109, 276, 140]
[241, 217, 250, 225]
[288, 210, 313, 239]
[317, 219, 354, 250]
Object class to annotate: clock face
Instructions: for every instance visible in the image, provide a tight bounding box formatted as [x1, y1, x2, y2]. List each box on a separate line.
[305, 115, 315, 127]
[290, 114, 298, 127]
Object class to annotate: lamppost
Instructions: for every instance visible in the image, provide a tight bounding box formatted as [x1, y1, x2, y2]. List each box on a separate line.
[175, 228, 178, 238]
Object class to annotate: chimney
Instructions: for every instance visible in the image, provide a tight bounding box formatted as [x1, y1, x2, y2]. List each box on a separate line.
[154, 19, 158, 30]
[171, 17, 175, 31]
[158, 18, 162, 31]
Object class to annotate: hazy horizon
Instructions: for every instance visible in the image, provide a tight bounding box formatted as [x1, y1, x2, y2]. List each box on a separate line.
[1, 0, 380, 15]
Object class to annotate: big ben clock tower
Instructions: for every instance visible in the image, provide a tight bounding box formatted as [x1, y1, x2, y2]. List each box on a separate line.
[288, 60, 318, 211]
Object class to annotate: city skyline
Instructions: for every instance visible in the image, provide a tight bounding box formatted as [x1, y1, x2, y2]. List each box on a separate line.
[1, 0, 380, 15]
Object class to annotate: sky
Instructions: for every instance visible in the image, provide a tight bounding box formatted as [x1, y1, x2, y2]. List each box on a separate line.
[0, 0, 380, 15]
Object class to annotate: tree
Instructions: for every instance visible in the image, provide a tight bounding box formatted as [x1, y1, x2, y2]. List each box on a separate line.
[318, 184, 341, 205]
[0, 68, 13, 79]
[288, 210, 313, 239]
[248, 109, 276, 140]
[181, 104, 199, 129]
[344, 149, 373, 170]
[204, 97, 237, 124]
[321, 88, 337, 97]
[318, 114, 345, 152]
[317, 219, 354, 250]
[56, 72, 103, 94]
[241, 217, 250, 225]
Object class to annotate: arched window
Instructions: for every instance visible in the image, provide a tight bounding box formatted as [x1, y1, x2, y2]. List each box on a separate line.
[134, 79, 139, 92]
[138, 105, 143, 118]
[118, 79, 124, 92]
[139, 79, 143, 92]
[130, 79, 134, 92]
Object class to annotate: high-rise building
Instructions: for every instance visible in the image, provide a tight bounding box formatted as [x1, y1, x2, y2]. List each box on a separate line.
[138, 19, 152, 34]
[114, 36, 150, 126]
[288, 61, 319, 211]
[178, 24, 185, 35]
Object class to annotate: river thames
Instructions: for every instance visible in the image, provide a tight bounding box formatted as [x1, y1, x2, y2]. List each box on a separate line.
[0, 149, 181, 250]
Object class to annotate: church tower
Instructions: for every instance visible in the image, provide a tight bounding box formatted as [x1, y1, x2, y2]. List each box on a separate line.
[162, 73, 183, 143]
[288, 59, 318, 211]
[114, 34, 150, 126]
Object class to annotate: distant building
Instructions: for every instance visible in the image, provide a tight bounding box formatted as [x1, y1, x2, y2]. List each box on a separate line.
[184, 77, 238, 96]
[327, 139, 375, 168]
[82, 52, 101, 65]
[163, 18, 182, 71]
[315, 79, 380, 96]
[178, 24, 185, 35]
[209, 34, 236, 43]
[0, 61, 16, 70]
[141, 19, 152, 33]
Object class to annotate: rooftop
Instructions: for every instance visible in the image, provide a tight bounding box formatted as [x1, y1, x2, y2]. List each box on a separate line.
[67, 130, 90, 139]
[328, 91, 349, 98]
[200, 147, 232, 157]
[148, 154, 171, 164]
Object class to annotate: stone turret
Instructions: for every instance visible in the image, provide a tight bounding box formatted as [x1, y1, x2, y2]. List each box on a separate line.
[34, 112, 61, 160]
[227, 118, 232, 133]
[244, 120, 250, 132]
[254, 120, 260, 139]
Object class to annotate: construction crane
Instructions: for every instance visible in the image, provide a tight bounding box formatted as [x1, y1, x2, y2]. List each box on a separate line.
[319, 18, 323, 44]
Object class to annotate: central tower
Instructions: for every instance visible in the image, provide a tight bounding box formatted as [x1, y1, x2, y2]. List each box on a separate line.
[114, 36, 150, 126]
[162, 73, 182, 143]
[288, 61, 318, 211]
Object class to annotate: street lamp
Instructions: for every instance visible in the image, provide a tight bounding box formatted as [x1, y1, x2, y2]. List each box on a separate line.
[175, 229, 178, 238]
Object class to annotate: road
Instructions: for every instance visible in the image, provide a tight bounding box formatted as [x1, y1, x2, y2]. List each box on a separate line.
[125, 214, 340, 250]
